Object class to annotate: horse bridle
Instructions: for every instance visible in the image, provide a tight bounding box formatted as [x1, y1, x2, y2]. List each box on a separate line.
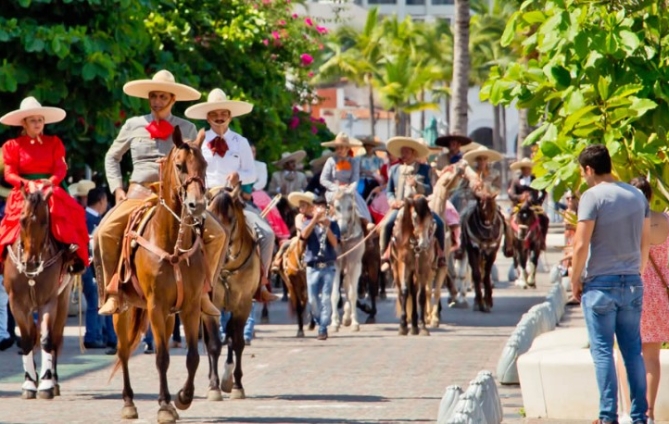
[157, 152, 206, 228]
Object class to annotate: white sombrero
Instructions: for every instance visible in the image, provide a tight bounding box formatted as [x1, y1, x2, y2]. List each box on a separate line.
[463, 146, 503, 165]
[273, 150, 307, 167]
[123, 70, 201, 101]
[321, 132, 362, 148]
[460, 141, 483, 153]
[386, 136, 430, 160]
[185, 88, 253, 119]
[287, 191, 316, 208]
[510, 157, 535, 171]
[0, 97, 66, 127]
[68, 179, 96, 197]
[309, 150, 334, 168]
[360, 135, 384, 147]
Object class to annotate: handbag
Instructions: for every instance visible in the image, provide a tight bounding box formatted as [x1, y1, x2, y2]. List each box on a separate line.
[648, 255, 669, 301]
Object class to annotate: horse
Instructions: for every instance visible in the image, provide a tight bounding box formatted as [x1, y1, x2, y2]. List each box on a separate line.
[274, 237, 309, 337]
[330, 184, 365, 332]
[103, 127, 211, 423]
[460, 190, 506, 313]
[509, 199, 544, 289]
[391, 196, 437, 336]
[202, 184, 261, 401]
[4, 186, 71, 399]
[355, 234, 382, 324]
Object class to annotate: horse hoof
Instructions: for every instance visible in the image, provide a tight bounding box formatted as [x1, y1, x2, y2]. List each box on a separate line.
[410, 327, 419, 336]
[21, 390, 36, 400]
[365, 316, 376, 324]
[351, 323, 360, 332]
[174, 390, 191, 410]
[379, 292, 387, 301]
[260, 316, 269, 324]
[37, 388, 54, 400]
[157, 409, 176, 424]
[53, 384, 60, 397]
[207, 389, 223, 402]
[430, 320, 440, 328]
[297, 329, 305, 338]
[121, 405, 139, 419]
[230, 388, 246, 400]
[420, 328, 430, 336]
[308, 321, 316, 331]
[398, 327, 408, 336]
[221, 378, 233, 394]
[342, 317, 352, 327]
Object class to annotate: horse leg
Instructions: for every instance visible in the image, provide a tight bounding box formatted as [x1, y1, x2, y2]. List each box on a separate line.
[149, 307, 177, 423]
[397, 264, 409, 336]
[527, 248, 539, 288]
[366, 272, 378, 324]
[329, 264, 342, 332]
[11, 298, 38, 400]
[174, 305, 201, 410]
[50, 282, 72, 397]
[451, 253, 469, 308]
[36, 294, 60, 399]
[379, 270, 387, 301]
[468, 251, 486, 312]
[230, 318, 246, 399]
[296, 294, 305, 338]
[483, 256, 495, 310]
[418, 279, 430, 336]
[202, 315, 223, 401]
[409, 277, 419, 335]
[113, 308, 140, 419]
[220, 334, 235, 394]
[260, 302, 269, 324]
[431, 267, 447, 327]
[347, 263, 361, 331]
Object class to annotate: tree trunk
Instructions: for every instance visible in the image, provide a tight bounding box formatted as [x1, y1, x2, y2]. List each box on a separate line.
[501, 106, 507, 153]
[394, 110, 401, 138]
[492, 104, 502, 152]
[420, 89, 426, 135]
[517, 108, 530, 160]
[368, 81, 376, 137]
[450, 0, 470, 136]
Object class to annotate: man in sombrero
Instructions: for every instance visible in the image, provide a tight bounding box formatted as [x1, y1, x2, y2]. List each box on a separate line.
[96, 70, 224, 316]
[358, 135, 384, 201]
[508, 157, 549, 250]
[268, 150, 308, 196]
[185, 88, 277, 302]
[434, 134, 472, 169]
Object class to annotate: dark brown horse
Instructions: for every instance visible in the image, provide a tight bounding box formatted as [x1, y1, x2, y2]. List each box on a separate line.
[4, 186, 70, 399]
[390, 196, 437, 336]
[264, 194, 296, 317]
[202, 185, 261, 401]
[107, 127, 210, 423]
[509, 198, 544, 289]
[274, 237, 309, 336]
[356, 232, 382, 324]
[460, 190, 505, 312]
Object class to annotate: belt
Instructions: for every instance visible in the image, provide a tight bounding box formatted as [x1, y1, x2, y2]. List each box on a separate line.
[307, 261, 335, 269]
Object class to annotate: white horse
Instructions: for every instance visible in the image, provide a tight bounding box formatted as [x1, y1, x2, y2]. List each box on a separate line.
[330, 185, 365, 332]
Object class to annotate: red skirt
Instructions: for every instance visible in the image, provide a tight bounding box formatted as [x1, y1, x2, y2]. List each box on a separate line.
[252, 190, 290, 241]
[0, 186, 90, 266]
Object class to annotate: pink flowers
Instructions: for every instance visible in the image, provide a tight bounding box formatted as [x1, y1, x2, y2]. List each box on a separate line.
[289, 116, 300, 129]
[262, 39, 269, 46]
[278, 19, 286, 26]
[311, 126, 318, 134]
[308, 71, 314, 78]
[300, 53, 314, 66]
[271, 31, 280, 40]
[305, 17, 313, 27]
[292, 13, 298, 18]
[316, 25, 328, 35]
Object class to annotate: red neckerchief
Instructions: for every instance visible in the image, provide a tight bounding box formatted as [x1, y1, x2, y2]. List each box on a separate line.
[146, 120, 174, 140]
[208, 136, 229, 157]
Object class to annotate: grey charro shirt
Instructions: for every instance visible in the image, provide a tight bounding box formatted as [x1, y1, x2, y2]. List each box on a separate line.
[105, 114, 197, 194]
[578, 181, 649, 280]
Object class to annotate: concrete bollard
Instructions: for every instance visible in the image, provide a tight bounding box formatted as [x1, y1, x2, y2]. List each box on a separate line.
[528, 302, 556, 334]
[450, 392, 485, 423]
[497, 329, 530, 384]
[475, 370, 503, 423]
[438, 385, 463, 424]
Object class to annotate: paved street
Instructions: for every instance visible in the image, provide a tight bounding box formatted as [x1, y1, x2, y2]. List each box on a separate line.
[0, 248, 561, 424]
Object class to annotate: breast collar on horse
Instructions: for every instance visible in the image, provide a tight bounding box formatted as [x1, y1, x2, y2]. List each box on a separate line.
[464, 206, 504, 254]
[7, 237, 66, 288]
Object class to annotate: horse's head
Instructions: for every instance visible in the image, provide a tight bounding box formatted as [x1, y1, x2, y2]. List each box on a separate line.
[164, 125, 208, 218]
[332, 183, 360, 240]
[514, 199, 537, 239]
[409, 195, 435, 252]
[474, 189, 498, 226]
[19, 184, 52, 262]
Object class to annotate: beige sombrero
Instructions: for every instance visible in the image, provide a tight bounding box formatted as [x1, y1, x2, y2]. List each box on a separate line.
[360, 135, 383, 147]
[463, 146, 503, 165]
[0, 97, 66, 127]
[287, 191, 316, 208]
[273, 150, 307, 167]
[386, 136, 430, 160]
[68, 179, 96, 197]
[321, 132, 362, 148]
[185, 88, 253, 119]
[123, 70, 201, 101]
[309, 150, 334, 168]
[510, 157, 535, 171]
[460, 141, 483, 153]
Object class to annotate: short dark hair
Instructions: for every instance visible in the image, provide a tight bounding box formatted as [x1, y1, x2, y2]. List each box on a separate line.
[87, 187, 107, 207]
[578, 144, 612, 175]
[630, 176, 652, 201]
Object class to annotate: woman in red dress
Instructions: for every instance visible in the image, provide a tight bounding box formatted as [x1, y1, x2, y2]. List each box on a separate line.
[0, 97, 89, 273]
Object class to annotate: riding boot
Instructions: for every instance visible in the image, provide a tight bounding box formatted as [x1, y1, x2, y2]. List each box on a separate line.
[361, 217, 375, 232]
[380, 245, 391, 272]
[271, 239, 291, 273]
[201, 292, 220, 317]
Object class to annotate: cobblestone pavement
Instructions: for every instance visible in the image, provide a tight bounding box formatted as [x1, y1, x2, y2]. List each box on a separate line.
[0, 248, 562, 424]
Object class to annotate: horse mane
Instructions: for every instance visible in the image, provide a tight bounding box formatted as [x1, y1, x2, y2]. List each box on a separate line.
[412, 195, 431, 221]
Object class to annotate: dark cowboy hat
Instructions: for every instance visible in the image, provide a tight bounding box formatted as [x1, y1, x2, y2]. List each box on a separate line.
[434, 134, 473, 148]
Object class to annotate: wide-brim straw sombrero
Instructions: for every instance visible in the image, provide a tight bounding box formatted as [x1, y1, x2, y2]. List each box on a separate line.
[435, 134, 473, 148]
[386, 136, 430, 160]
[273, 150, 307, 167]
[460, 141, 483, 153]
[463, 146, 503, 165]
[310, 150, 334, 168]
[185, 88, 253, 119]
[287, 191, 316, 208]
[321, 132, 362, 148]
[360, 135, 384, 147]
[123, 70, 201, 101]
[68, 179, 96, 197]
[0, 97, 66, 126]
[510, 157, 535, 171]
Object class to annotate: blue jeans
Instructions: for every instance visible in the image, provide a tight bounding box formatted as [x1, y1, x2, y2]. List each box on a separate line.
[582, 275, 647, 424]
[0, 276, 9, 340]
[307, 265, 336, 334]
[219, 301, 256, 342]
[81, 268, 103, 344]
[102, 315, 117, 346]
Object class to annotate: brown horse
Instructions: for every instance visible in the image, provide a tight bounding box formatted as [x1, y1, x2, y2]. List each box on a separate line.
[106, 127, 210, 423]
[274, 236, 309, 336]
[4, 186, 71, 399]
[390, 196, 437, 336]
[460, 190, 505, 312]
[202, 185, 261, 401]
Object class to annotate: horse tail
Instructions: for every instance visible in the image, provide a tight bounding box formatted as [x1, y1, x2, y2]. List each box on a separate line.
[109, 307, 148, 382]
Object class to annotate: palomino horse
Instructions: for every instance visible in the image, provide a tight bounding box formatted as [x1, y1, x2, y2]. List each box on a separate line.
[274, 237, 309, 336]
[4, 186, 71, 399]
[460, 190, 505, 312]
[203, 185, 261, 401]
[331, 184, 365, 332]
[509, 199, 544, 289]
[104, 127, 211, 423]
[391, 196, 437, 336]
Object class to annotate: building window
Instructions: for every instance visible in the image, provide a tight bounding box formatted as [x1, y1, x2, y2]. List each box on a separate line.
[367, 0, 397, 4]
[432, 0, 454, 4]
[406, 0, 426, 4]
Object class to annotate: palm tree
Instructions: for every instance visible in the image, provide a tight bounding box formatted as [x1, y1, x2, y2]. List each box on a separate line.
[450, 0, 471, 136]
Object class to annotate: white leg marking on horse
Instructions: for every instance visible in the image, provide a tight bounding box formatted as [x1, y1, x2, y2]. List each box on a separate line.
[22, 351, 37, 382]
[222, 361, 234, 382]
[37, 350, 54, 390]
[527, 262, 536, 285]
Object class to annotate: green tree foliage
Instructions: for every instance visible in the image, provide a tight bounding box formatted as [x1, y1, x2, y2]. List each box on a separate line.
[482, 0, 669, 206]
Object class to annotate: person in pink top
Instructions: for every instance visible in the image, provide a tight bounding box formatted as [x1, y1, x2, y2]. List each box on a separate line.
[630, 176, 669, 424]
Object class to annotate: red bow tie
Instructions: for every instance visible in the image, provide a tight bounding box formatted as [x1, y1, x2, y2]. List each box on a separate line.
[146, 120, 174, 140]
[208, 136, 229, 157]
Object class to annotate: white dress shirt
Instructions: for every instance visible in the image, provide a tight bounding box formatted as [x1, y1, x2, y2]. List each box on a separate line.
[254, 160, 268, 191]
[202, 128, 257, 187]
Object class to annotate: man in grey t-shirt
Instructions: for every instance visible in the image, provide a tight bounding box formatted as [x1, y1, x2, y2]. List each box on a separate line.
[571, 144, 650, 424]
